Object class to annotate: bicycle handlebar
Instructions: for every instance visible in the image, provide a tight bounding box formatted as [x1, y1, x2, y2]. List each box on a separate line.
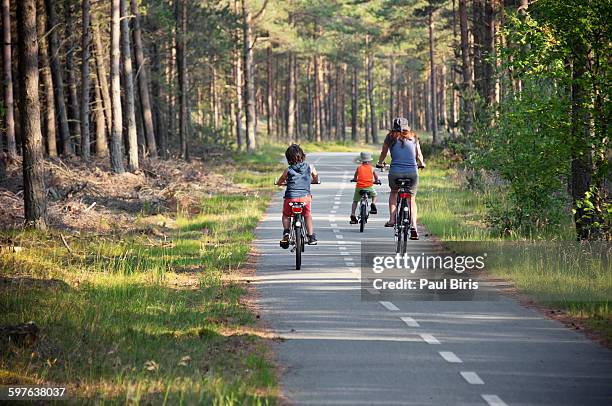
[275, 179, 321, 186]
[350, 179, 382, 185]
[376, 162, 426, 170]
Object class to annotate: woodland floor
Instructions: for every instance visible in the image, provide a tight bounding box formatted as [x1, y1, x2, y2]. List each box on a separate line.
[0, 148, 283, 404]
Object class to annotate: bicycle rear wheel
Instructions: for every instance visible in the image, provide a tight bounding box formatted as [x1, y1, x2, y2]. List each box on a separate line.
[396, 199, 410, 255]
[359, 203, 367, 232]
[295, 227, 302, 270]
[395, 203, 404, 254]
[401, 224, 409, 255]
[402, 201, 412, 254]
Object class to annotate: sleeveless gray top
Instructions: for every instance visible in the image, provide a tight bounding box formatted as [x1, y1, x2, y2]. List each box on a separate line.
[284, 162, 311, 198]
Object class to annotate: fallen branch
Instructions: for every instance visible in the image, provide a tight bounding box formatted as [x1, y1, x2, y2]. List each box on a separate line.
[83, 202, 97, 213]
[60, 233, 74, 255]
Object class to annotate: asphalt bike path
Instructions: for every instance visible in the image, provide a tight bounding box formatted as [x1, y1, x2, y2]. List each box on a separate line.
[254, 152, 612, 405]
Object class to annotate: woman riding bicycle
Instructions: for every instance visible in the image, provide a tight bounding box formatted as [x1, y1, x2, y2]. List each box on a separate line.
[376, 117, 425, 240]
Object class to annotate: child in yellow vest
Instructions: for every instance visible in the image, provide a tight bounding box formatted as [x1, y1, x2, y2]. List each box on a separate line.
[350, 152, 379, 224]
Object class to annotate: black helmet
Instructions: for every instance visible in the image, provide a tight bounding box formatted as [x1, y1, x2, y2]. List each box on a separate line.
[392, 117, 410, 132]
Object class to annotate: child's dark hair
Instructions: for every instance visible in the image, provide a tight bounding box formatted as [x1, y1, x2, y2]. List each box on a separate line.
[285, 144, 305, 165]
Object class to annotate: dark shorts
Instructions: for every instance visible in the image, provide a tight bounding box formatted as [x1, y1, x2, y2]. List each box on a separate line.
[388, 172, 418, 194]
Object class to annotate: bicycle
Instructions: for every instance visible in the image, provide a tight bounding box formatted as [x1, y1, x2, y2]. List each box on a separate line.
[288, 201, 307, 270]
[276, 179, 321, 270]
[376, 163, 422, 254]
[394, 177, 413, 255]
[350, 179, 382, 232]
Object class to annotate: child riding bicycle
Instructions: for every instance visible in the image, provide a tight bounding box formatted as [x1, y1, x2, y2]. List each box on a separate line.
[276, 144, 319, 248]
[350, 152, 379, 224]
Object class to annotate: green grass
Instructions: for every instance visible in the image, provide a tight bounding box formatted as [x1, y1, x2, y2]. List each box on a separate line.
[418, 156, 611, 339]
[1, 164, 278, 403]
[221, 144, 285, 190]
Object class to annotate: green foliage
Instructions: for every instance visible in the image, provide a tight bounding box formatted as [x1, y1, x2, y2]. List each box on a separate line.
[462, 1, 610, 239]
[469, 79, 572, 234]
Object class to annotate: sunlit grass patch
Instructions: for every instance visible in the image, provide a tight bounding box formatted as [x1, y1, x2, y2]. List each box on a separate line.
[0, 190, 276, 403]
[418, 158, 611, 340]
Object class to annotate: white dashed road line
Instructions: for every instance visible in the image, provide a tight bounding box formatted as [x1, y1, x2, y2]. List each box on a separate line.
[419, 333, 440, 344]
[438, 351, 462, 363]
[460, 371, 484, 385]
[400, 316, 419, 327]
[379, 301, 400, 311]
[481, 394, 508, 406]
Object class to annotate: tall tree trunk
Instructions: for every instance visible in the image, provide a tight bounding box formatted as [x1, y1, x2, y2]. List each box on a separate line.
[175, 0, 188, 159]
[80, 0, 91, 161]
[17, 0, 47, 229]
[36, 0, 57, 157]
[131, 0, 157, 158]
[389, 60, 395, 124]
[334, 63, 341, 140]
[407, 74, 414, 127]
[366, 36, 378, 144]
[321, 59, 332, 140]
[93, 68, 108, 156]
[92, 13, 113, 143]
[295, 58, 302, 141]
[45, 0, 72, 155]
[494, 0, 502, 104]
[64, 0, 81, 152]
[120, 0, 138, 169]
[313, 54, 322, 142]
[570, 53, 596, 240]
[450, 0, 459, 136]
[306, 60, 313, 140]
[150, 41, 166, 158]
[483, 0, 496, 105]
[428, 9, 438, 144]
[266, 45, 273, 140]
[459, 0, 474, 135]
[233, 0, 243, 149]
[440, 64, 448, 132]
[351, 65, 358, 142]
[514, 0, 529, 94]
[2, 0, 16, 158]
[425, 76, 431, 131]
[340, 63, 346, 141]
[363, 64, 370, 144]
[287, 52, 296, 141]
[110, 0, 125, 173]
[472, 0, 484, 100]
[234, 46, 244, 150]
[211, 64, 220, 129]
[167, 28, 176, 144]
[242, 0, 256, 151]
